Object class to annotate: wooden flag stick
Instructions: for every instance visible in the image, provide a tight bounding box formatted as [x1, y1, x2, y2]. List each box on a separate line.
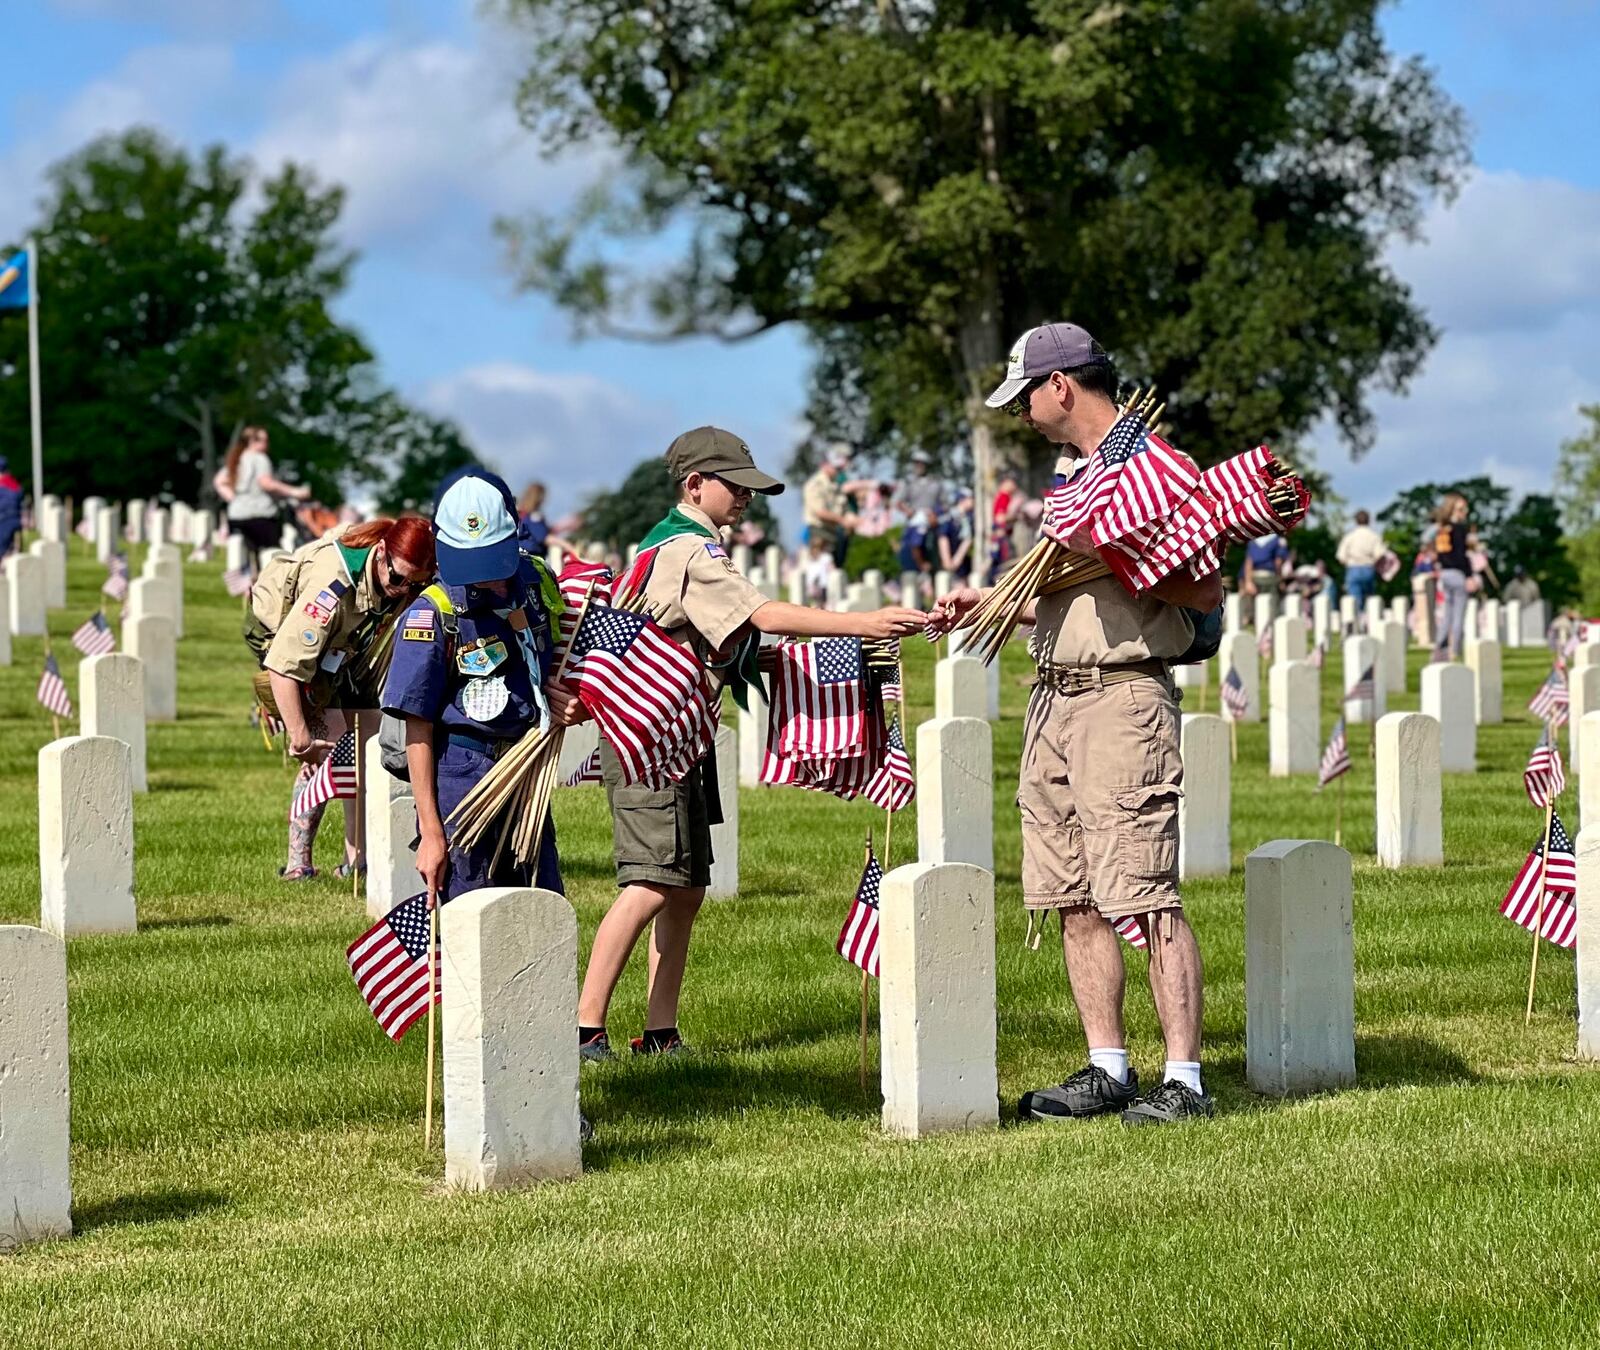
[352, 714, 363, 903]
[859, 828, 873, 1093]
[425, 894, 439, 1148]
[1525, 800, 1557, 1025]
[1229, 715, 1238, 764]
[1335, 774, 1344, 848]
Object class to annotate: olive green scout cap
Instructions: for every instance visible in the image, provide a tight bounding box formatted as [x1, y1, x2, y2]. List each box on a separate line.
[666, 426, 786, 495]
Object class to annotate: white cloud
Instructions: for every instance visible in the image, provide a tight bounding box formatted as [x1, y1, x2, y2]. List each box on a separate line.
[1388, 170, 1600, 334]
[417, 362, 681, 516]
[249, 32, 607, 255]
[1314, 169, 1600, 513]
[0, 42, 236, 242]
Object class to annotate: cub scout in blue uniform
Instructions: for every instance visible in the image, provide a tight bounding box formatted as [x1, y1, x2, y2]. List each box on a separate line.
[381, 468, 585, 903]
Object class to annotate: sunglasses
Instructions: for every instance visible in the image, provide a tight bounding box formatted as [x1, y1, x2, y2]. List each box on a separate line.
[1000, 375, 1052, 418]
[705, 473, 754, 499]
[379, 550, 427, 598]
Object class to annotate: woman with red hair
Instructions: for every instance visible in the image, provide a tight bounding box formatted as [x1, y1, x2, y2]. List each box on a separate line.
[245, 514, 435, 880]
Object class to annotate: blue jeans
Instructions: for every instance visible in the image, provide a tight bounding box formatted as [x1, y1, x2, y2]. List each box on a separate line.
[1434, 569, 1469, 660]
[1344, 565, 1376, 614]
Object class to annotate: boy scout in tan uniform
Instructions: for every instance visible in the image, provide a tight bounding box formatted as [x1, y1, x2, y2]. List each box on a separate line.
[578, 426, 926, 1060]
[934, 322, 1223, 1126]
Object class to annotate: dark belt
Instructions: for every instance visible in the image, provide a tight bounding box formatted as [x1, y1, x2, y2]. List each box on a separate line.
[446, 729, 518, 760]
[1035, 658, 1169, 695]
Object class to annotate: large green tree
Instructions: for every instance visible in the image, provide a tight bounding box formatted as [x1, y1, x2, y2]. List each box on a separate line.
[1556, 405, 1600, 610]
[0, 128, 475, 508]
[498, 0, 1468, 567]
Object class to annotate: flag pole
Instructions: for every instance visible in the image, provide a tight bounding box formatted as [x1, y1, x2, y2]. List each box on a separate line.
[1229, 713, 1237, 764]
[860, 820, 875, 1085]
[1335, 774, 1344, 849]
[1524, 799, 1557, 1025]
[425, 893, 438, 1148]
[352, 713, 362, 904]
[26, 237, 43, 515]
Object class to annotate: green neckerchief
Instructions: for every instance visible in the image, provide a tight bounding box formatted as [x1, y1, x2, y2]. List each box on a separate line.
[337, 542, 372, 583]
[637, 506, 716, 550]
[635, 507, 765, 711]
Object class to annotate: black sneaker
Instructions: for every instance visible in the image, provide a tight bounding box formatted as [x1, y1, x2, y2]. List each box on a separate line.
[579, 1112, 595, 1144]
[631, 1030, 689, 1057]
[579, 1030, 616, 1063]
[1020, 1065, 1140, 1121]
[1120, 1078, 1215, 1125]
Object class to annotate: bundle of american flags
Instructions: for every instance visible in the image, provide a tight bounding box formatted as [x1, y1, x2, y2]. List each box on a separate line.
[760, 639, 907, 805]
[70, 610, 117, 657]
[1523, 729, 1565, 809]
[346, 893, 440, 1040]
[562, 600, 717, 789]
[37, 653, 72, 719]
[1317, 719, 1351, 789]
[289, 731, 359, 820]
[1038, 402, 1311, 593]
[1529, 668, 1570, 727]
[1499, 813, 1577, 949]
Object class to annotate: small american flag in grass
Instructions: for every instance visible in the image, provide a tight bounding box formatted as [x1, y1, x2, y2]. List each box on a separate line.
[1346, 665, 1376, 704]
[1221, 666, 1248, 719]
[346, 893, 440, 1040]
[1499, 813, 1577, 950]
[1317, 719, 1351, 789]
[222, 565, 253, 597]
[70, 610, 117, 657]
[1256, 624, 1273, 660]
[1307, 640, 1325, 670]
[289, 731, 359, 820]
[862, 717, 915, 812]
[837, 852, 882, 977]
[103, 553, 129, 602]
[563, 745, 604, 787]
[1523, 729, 1565, 809]
[37, 653, 71, 718]
[1529, 669, 1569, 727]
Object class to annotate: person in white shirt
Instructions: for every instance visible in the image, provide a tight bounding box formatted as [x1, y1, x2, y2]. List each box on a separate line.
[1335, 510, 1385, 613]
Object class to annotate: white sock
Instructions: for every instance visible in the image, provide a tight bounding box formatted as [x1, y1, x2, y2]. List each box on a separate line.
[1164, 1061, 1203, 1094]
[1089, 1047, 1130, 1084]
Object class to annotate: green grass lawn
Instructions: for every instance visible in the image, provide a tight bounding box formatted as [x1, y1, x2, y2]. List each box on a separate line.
[2, 542, 1598, 1347]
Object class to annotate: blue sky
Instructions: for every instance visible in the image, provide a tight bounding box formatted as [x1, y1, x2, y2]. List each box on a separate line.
[4, 0, 1598, 531]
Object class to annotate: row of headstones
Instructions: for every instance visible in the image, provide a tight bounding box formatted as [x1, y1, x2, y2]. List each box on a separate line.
[1231, 589, 1548, 652]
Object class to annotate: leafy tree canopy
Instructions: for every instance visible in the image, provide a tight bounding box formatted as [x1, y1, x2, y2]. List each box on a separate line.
[0, 128, 477, 509]
[498, 0, 1469, 556]
[1556, 404, 1600, 609]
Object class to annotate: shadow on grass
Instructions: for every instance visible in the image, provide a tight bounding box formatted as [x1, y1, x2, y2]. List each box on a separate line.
[141, 915, 233, 930]
[74, 1187, 230, 1233]
[1354, 1033, 1477, 1087]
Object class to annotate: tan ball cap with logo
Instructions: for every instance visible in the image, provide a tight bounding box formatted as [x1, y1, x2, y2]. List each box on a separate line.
[666, 426, 786, 496]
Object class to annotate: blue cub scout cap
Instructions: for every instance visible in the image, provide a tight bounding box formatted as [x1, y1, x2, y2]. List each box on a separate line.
[433, 467, 520, 586]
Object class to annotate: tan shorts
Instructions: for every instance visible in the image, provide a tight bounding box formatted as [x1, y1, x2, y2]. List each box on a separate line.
[1017, 674, 1184, 919]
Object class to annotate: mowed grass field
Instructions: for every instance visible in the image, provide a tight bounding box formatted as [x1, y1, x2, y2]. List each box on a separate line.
[2, 539, 1599, 1348]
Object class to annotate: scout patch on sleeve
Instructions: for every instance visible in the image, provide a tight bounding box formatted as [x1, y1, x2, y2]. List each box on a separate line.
[329, 579, 349, 597]
[704, 542, 728, 560]
[302, 599, 333, 625]
[401, 605, 436, 642]
[300, 628, 319, 645]
[314, 587, 340, 611]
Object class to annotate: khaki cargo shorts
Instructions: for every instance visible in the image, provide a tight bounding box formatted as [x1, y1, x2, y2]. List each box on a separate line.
[1017, 674, 1184, 920]
[601, 739, 722, 890]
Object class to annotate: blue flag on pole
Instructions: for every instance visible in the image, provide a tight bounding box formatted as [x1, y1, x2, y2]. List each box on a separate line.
[0, 250, 28, 310]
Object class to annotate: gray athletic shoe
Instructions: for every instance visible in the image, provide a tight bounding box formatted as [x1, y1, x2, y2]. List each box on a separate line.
[1020, 1065, 1140, 1121]
[579, 1030, 616, 1063]
[1120, 1078, 1215, 1125]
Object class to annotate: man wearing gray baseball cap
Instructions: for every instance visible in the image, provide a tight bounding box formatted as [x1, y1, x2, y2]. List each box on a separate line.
[934, 322, 1223, 1127]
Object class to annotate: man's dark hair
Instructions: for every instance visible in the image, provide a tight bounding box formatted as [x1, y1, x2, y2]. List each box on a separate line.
[1355, 509, 1371, 525]
[1065, 354, 1118, 403]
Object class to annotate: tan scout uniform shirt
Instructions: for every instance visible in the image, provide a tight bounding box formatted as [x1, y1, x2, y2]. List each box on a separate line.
[252, 525, 385, 683]
[1030, 577, 1194, 668]
[635, 503, 769, 692]
[802, 468, 849, 529]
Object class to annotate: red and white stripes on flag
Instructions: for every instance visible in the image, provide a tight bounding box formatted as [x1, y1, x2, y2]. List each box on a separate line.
[563, 745, 604, 787]
[37, 653, 72, 718]
[761, 639, 882, 799]
[1113, 916, 1147, 949]
[1346, 665, 1376, 704]
[562, 603, 717, 788]
[556, 558, 615, 649]
[103, 554, 130, 602]
[1529, 669, 1570, 727]
[71, 611, 117, 656]
[1257, 623, 1273, 661]
[1523, 729, 1566, 809]
[837, 852, 883, 977]
[289, 731, 359, 820]
[222, 566, 252, 597]
[862, 717, 915, 812]
[1499, 813, 1578, 949]
[1318, 719, 1352, 789]
[346, 894, 440, 1040]
[1221, 667, 1248, 719]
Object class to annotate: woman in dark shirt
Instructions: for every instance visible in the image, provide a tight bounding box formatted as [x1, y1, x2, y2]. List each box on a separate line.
[1431, 492, 1472, 661]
